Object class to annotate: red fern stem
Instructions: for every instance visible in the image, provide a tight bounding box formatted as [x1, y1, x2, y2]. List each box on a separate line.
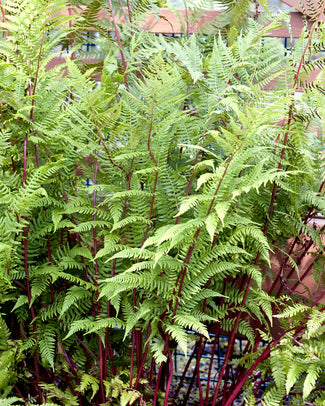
[107, 0, 129, 89]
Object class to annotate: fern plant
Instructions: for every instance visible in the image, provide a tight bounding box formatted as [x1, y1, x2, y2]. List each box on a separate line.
[0, 0, 325, 405]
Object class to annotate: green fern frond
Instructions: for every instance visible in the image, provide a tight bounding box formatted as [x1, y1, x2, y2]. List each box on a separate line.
[38, 322, 57, 369]
[262, 384, 285, 406]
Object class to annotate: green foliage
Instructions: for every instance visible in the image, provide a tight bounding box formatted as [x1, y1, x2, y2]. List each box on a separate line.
[0, 0, 325, 404]
[104, 374, 143, 405]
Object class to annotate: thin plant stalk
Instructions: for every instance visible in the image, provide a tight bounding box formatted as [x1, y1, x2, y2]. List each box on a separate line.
[91, 151, 106, 403]
[223, 325, 305, 406]
[0, 0, 10, 36]
[107, 0, 129, 88]
[19, 22, 47, 401]
[131, 97, 158, 387]
[156, 150, 238, 405]
[174, 340, 200, 398]
[211, 12, 325, 402]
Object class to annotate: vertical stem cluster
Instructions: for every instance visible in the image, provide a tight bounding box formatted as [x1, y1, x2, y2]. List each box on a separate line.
[1, 2, 325, 405]
[211, 7, 325, 403]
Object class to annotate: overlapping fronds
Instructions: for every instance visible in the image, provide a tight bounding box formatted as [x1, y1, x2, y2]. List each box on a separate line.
[0, 0, 324, 405]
